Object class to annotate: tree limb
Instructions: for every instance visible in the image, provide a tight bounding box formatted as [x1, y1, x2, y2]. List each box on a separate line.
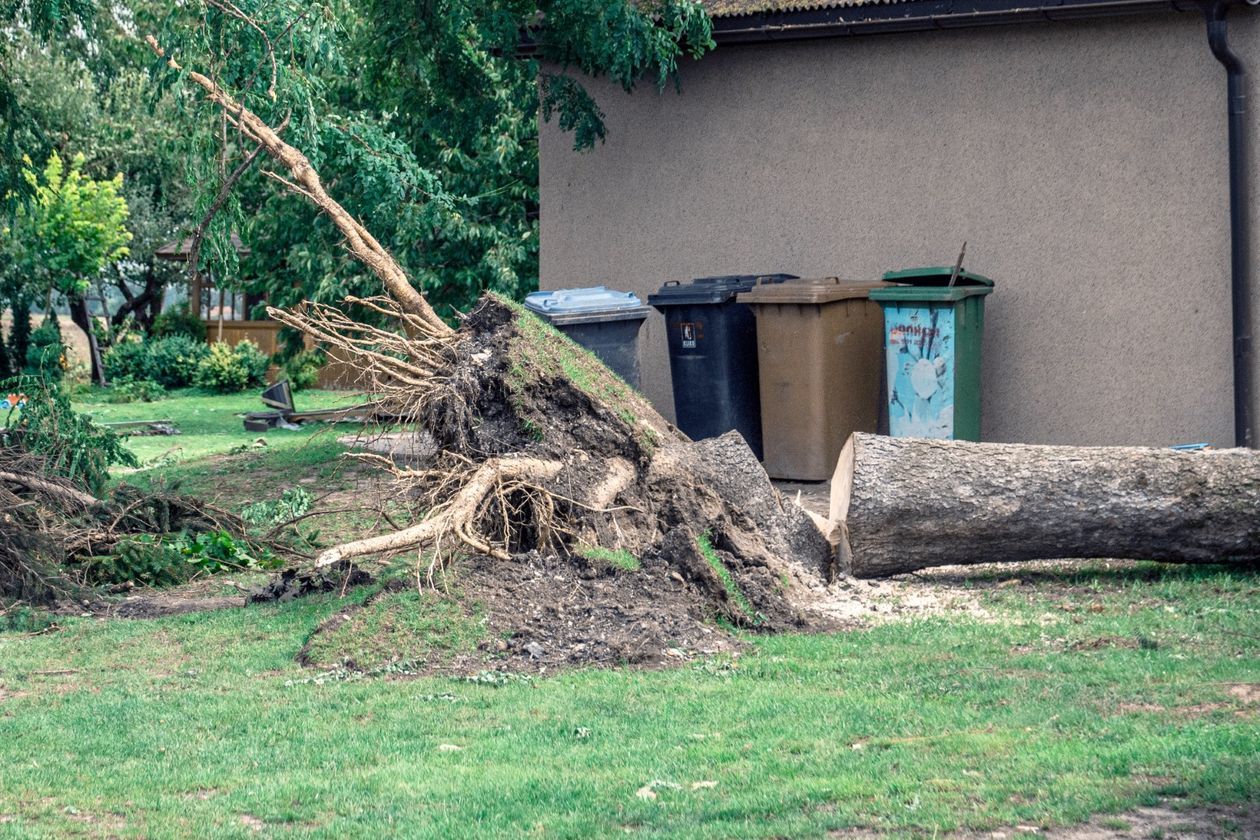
[0, 470, 99, 508]
[145, 35, 453, 337]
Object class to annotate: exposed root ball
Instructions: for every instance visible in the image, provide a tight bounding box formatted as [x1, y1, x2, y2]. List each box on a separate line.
[281, 294, 832, 669]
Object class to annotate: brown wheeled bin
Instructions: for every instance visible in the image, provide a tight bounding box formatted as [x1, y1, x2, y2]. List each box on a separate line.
[739, 277, 890, 481]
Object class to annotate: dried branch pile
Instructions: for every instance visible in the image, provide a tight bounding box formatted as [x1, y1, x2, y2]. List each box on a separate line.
[0, 449, 246, 603]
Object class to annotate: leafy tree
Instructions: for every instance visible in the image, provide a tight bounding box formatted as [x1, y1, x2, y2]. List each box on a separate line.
[4, 0, 713, 359]
[0, 0, 95, 212]
[2, 152, 132, 382]
[147, 0, 712, 322]
[3, 8, 194, 343]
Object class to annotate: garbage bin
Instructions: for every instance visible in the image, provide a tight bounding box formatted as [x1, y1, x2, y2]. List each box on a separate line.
[649, 274, 797, 459]
[739, 277, 890, 481]
[869, 267, 995, 441]
[523, 287, 651, 387]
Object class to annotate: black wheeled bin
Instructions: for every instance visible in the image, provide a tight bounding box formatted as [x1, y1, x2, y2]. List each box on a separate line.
[648, 274, 797, 459]
[523, 287, 651, 387]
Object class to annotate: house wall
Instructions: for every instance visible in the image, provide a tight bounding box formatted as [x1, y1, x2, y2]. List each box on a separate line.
[538, 11, 1260, 447]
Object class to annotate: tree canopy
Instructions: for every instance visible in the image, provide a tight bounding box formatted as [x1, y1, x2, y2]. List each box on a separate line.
[2, 152, 131, 301]
[1, 0, 713, 336]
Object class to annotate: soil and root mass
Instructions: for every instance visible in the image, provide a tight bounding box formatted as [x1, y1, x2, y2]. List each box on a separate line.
[137, 40, 832, 672]
[273, 295, 834, 672]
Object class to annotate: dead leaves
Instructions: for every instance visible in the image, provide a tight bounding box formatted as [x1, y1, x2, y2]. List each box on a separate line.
[635, 779, 718, 801]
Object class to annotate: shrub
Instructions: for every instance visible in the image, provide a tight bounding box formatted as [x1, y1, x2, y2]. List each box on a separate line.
[1, 376, 138, 494]
[236, 339, 272, 387]
[151, 305, 206, 340]
[104, 335, 210, 389]
[281, 349, 325, 391]
[102, 338, 149, 382]
[194, 340, 270, 393]
[144, 335, 209, 388]
[24, 319, 66, 381]
[106, 379, 165, 403]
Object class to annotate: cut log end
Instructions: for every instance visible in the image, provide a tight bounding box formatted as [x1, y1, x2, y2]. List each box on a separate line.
[832, 432, 1260, 579]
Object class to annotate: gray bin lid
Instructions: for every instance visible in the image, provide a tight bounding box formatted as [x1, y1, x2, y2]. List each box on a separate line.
[649, 273, 798, 308]
[524, 287, 650, 325]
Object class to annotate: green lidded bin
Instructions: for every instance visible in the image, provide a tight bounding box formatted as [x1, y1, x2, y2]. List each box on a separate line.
[868, 267, 995, 441]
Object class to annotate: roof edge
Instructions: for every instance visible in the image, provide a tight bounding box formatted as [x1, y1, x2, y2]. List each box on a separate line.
[709, 0, 1242, 43]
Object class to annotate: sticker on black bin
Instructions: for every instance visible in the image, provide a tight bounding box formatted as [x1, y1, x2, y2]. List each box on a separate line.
[680, 321, 702, 349]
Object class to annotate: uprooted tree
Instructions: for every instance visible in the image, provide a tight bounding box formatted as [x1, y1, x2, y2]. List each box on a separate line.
[145, 33, 831, 628]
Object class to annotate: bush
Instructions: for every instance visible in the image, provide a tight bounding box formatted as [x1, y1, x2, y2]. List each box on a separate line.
[236, 340, 272, 386]
[1, 375, 138, 494]
[102, 338, 149, 382]
[151, 304, 206, 340]
[281, 349, 325, 391]
[145, 336, 209, 388]
[24, 319, 66, 381]
[104, 335, 210, 389]
[194, 340, 270, 393]
[106, 379, 165, 403]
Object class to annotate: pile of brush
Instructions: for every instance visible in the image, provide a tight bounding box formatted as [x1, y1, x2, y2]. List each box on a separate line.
[0, 447, 246, 604]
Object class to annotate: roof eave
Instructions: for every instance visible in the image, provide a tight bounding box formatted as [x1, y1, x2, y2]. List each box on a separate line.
[710, 0, 1220, 43]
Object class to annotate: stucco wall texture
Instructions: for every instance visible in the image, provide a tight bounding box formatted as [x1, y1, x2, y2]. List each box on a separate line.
[538, 12, 1260, 447]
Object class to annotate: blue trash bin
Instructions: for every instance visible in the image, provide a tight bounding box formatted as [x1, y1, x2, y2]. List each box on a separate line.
[523, 287, 651, 387]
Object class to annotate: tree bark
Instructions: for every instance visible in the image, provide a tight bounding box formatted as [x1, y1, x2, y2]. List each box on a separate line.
[110, 262, 165, 334]
[67, 294, 106, 386]
[830, 433, 1260, 578]
[7, 295, 32, 370]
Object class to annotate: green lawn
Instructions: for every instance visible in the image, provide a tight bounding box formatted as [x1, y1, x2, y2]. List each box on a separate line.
[0, 390, 1254, 837]
[0, 563, 1256, 838]
[72, 388, 363, 498]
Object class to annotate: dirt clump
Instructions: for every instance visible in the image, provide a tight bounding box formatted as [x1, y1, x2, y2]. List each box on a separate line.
[282, 294, 836, 675]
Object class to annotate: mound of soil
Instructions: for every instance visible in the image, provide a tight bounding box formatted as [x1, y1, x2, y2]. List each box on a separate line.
[298, 431, 833, 675]
[280, 293, 841, 675]
[300, 550, 746, 675]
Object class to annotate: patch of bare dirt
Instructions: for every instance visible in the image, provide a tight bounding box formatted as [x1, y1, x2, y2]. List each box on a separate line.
[984, 801, 1257, 839]
[829, 801, 1258, 838]
[456, 543, 757, 670]
[800, 573, 994, 627]
[54, 574, 266, 619]
[301, 549, 750, 675]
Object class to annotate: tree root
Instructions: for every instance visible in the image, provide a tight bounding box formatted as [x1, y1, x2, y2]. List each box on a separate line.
[314, 457, 564, 569]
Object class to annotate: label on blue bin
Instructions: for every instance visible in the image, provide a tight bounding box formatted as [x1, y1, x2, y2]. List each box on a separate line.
[886, 306, 955, 439]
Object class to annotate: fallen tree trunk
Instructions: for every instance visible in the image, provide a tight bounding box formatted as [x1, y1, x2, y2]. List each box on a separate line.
[830, 433, 1260, 578]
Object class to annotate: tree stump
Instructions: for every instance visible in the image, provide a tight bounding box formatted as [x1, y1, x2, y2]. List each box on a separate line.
[830, 433, 1260, 578]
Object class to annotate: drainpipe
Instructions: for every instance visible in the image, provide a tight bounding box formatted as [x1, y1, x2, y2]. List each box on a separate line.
[1204, 0, 1255, 448]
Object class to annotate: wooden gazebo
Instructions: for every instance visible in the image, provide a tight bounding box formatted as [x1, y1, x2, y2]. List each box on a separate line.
[154, 233, 284, 356]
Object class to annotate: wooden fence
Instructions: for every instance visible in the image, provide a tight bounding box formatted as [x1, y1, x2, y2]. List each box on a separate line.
[203, 320, 361, 391]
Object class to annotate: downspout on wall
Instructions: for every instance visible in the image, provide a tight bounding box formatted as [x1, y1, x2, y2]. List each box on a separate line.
[1204, 0, 1256, 448]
